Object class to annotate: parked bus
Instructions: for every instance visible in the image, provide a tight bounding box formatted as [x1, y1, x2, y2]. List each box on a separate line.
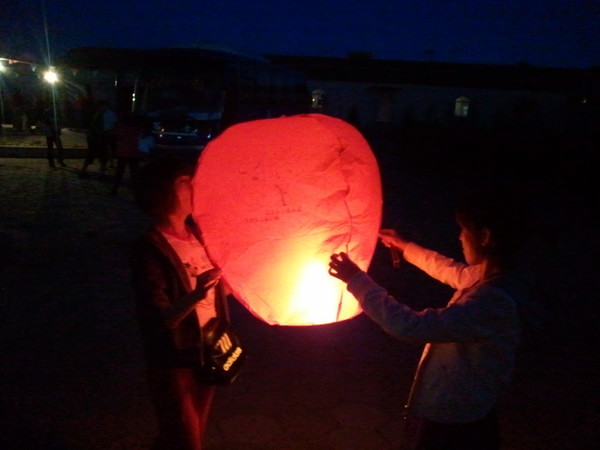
[58, 46, 310, 157]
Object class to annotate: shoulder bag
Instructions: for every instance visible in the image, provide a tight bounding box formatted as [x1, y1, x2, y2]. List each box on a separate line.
[199, 284, 246, 385]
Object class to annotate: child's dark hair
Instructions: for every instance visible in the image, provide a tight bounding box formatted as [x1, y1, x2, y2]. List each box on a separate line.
[455, 183, 532, 267]
[132, 156, 195, 221]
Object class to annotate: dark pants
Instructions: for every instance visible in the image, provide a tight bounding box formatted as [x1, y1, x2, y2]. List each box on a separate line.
[147, 368, 215, 450]
[111, 157, 140, 193]
[82, 133, 108, 172]
[46, 135, 64, 166]
[106, 132, 117, 166]
[401, 409, 501, 450]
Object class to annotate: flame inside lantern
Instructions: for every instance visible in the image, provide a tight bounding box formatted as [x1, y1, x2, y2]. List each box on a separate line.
[192, 113, 382, 325]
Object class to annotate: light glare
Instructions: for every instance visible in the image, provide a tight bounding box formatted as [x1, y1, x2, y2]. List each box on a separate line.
[289, 260, 344, 324]
[43, 68, 59, 84]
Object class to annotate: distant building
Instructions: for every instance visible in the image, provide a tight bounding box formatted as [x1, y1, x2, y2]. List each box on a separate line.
[0, 56, 45, 132]
[266, 53, 599, 137]
[55, 47, 310, 157]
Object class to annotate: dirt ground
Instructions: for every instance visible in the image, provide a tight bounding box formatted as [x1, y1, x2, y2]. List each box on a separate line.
[0, 131, 598, 449]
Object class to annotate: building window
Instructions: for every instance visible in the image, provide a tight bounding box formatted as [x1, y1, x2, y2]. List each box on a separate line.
[311, 89, 326, 110]
[454, 96, 470, 118]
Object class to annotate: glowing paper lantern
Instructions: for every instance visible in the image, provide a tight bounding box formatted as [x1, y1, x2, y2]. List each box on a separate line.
[192, 113, 382, 325]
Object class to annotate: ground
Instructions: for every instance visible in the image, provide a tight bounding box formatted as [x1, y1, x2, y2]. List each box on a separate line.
[0, 129, 599, 449]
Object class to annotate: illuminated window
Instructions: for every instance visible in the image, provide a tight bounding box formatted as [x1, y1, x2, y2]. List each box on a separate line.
[311, 89, 326, 110]
[454, 96, 470, 118]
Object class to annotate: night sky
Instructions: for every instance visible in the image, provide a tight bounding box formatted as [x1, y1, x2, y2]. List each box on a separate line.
[1, 0, 599, 69]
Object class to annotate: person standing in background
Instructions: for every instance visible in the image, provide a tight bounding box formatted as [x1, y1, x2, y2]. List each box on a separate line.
[79, 100, 111, 178]
[138, 120, 156, 161]
[109, 113, 143, 195]
[104, 103, 118, 168]
[41, 106, 66, 168]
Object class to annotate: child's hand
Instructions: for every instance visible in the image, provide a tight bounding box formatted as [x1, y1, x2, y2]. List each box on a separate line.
[328, 252, 361, 283]
[193, 268, 221, 299]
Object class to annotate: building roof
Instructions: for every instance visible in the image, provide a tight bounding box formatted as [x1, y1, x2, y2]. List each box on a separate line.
[265, 54, 598, 93]
[57, 46, 270, 71]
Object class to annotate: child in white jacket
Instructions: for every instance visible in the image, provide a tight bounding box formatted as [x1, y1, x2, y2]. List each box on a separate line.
[329, 184, 539, 450]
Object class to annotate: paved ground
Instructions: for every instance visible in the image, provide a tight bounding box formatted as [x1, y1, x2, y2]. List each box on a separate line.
[0, 128, 88, 160]
[0, 134, 599, 449]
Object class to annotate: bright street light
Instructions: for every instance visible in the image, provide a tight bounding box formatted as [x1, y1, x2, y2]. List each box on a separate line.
[43, 66, 59, 84]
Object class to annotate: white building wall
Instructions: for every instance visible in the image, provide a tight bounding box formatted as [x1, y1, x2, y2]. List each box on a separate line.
[308, 80, 573, 132]
[307, 80, 381, 128]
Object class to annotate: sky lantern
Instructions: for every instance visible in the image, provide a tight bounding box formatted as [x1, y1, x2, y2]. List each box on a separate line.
[192, 113, 382, 326]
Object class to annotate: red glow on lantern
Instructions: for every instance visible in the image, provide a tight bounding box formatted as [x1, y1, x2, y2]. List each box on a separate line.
[192, 114, 382, 325]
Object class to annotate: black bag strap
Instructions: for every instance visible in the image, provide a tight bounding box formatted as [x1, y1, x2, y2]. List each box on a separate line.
[215, 282, 231, 324]
[187, 216, 231, 325]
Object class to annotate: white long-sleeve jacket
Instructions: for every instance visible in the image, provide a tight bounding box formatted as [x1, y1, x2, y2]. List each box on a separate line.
[347, 242, 528, 423]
